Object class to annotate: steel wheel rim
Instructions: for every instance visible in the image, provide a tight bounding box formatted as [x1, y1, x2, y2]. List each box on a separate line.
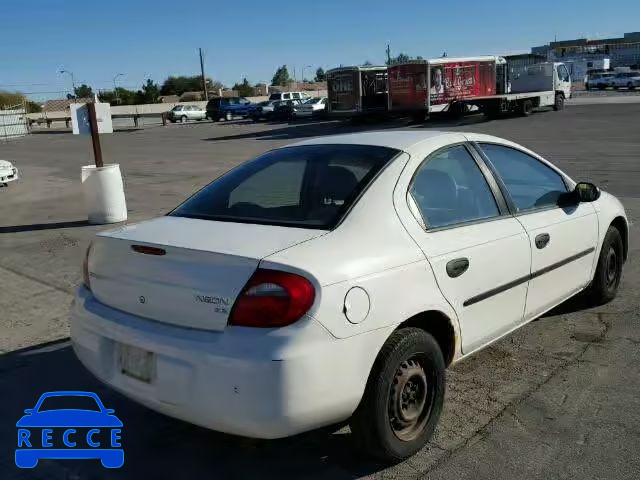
[388, 355, 434, 441]
[606, 247, 618, 288]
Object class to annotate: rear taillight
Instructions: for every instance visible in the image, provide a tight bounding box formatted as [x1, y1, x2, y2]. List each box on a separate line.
[83, 242, 93, 290]
[229, 269, 315, 328]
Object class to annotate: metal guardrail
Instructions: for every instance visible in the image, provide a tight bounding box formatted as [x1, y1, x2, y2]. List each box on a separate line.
[28, 112, 170, 129]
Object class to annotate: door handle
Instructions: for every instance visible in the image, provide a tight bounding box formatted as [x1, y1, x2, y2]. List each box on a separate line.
[535, 233, 550, 249]
[446, 258, 469, 278]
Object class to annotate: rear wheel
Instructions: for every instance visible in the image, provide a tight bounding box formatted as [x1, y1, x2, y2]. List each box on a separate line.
[520, 99, 533, 116]
[350, 328, 445, 462]
[553, 93, 564, 111]
[586, 226, 623, 305]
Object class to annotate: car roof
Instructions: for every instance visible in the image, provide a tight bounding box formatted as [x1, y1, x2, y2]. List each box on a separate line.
[289, 130, 462, 151]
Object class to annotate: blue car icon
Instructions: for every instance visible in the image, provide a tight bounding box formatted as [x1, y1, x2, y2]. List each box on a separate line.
[16, 391, 123, 468]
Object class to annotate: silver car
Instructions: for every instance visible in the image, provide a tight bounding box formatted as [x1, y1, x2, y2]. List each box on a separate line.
[167, 105, 207, 123]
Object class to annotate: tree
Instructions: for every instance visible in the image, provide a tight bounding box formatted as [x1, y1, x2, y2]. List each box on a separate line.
[271, 65, 292, 86]
[362, 60, 373, 66]
[74, 84, 93, 98]
[137, 79, 160, 104]
[0, 90, 26, 107]
[160, 75, 222, 96]
[232, 78, 254, 97]
[314, 67, 326, 82]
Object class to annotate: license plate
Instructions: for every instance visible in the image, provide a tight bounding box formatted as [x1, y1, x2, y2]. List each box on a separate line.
[118, 343, 155, 383]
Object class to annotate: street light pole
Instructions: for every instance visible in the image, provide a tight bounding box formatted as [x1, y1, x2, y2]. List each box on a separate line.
[59, 70, 76, 97]
[113, 73, 124, 103]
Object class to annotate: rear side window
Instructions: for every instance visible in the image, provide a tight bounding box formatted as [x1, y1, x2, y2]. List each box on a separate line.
[171, 144, 399, 229]
[410, 145, 499, 229]
[268, 93, 280, 100]
[479, 144, 567, 211]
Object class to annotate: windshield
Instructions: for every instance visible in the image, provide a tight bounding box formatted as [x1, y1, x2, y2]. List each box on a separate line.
[171, 144, 399, 229]
[38, 395, 101, 412]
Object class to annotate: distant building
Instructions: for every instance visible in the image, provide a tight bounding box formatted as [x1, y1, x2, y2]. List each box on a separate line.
[42, 98, 93, 113]
[532, 31, 640, 68]
[158, 95, 180, 103]
[254, 83, 268, 96]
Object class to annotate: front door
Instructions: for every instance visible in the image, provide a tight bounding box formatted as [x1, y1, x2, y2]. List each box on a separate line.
[476, 143, 598, 320]
[401, 143, 532, 354]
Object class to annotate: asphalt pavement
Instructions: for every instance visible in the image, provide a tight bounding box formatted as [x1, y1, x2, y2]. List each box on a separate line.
[0, 103, 639, 479]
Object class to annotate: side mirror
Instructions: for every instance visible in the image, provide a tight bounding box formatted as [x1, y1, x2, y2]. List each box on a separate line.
[575, 182, 600, 202]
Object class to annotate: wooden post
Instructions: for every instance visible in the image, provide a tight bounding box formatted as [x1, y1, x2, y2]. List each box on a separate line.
[87, 101, 104, 168]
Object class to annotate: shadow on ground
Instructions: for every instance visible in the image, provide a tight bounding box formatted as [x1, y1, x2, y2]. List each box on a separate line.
[0, 340, 392, 479]
[203, 114, 491, 143]
[0, 220, 90, 234]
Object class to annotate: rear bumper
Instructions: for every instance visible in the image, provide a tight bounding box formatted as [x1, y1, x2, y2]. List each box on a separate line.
[70, 287, 381, 439]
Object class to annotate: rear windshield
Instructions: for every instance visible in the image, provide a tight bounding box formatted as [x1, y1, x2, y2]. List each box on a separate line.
[268, 93, 281, 100]
[171, 144, 399, 229]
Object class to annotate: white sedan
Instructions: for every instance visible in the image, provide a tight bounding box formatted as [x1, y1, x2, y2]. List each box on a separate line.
[0, 159, 19, 186]
[71, 131, 627, 461]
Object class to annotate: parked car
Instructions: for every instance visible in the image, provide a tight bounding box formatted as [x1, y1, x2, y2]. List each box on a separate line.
[585, 72, 615, 90]
[294, 97, 328, 118]
[268, 91, 311, 102]
[248, 100, 277, 121]
[72, 130, 628, 462]
[206, 97, 253, 121]
[0, 159, 19, 186]
[272, 99, 304, 120]
[167, 105, 207, 123]
[611, 71, 640, 90]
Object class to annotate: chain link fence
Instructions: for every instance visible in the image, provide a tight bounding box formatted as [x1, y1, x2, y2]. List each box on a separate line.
[0, 102, 29, 141]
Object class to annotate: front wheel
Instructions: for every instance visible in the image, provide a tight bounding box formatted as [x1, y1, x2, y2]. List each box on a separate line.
[553, 93, 564, 111]
[627, 82, 635, 90]
[350, 328, 445, 462]
[180, 115, 187, 123]
[586, 226, 624, 305]
[224, 111, 233, 121]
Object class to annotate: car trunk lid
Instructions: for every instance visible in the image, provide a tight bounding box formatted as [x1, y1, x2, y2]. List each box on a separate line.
[89, 216, 325, 331]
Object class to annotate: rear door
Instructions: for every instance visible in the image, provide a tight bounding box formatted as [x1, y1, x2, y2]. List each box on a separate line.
[398, 142, 531, 354]
[476, 142, 598, 320]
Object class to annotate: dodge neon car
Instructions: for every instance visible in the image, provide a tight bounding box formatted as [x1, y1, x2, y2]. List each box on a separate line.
[71, 131, 627, 461]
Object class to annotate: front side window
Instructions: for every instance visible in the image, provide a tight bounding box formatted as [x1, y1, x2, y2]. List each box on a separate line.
[479, 143, 567, 212]
[172, 144, 399, 229]
[410, 145, 499, 229]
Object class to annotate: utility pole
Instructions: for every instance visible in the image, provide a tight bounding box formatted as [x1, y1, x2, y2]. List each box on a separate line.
[199, 48, 208, 100]
[386, 43, 392, 65]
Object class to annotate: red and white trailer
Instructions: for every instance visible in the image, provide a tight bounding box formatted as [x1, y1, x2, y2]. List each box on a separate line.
[388, 56, 571, 119]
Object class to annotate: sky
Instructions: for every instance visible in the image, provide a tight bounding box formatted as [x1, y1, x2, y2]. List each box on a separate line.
[2, 0, 639, 101]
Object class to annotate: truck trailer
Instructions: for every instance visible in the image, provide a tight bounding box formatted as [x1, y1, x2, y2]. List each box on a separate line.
[387, 56, 571, 119]
[327, 66, 388, 117]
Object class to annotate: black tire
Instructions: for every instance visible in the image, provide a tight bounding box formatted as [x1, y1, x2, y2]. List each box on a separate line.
[180, 115, 187, 123]
[224, 111, 233, 121]
[350, 327, 445, 462]
[586, 226, 624, 305]
[627, 82, 634, 90]
[520, 99, 533, 116]
[553, 93, 564, 111]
